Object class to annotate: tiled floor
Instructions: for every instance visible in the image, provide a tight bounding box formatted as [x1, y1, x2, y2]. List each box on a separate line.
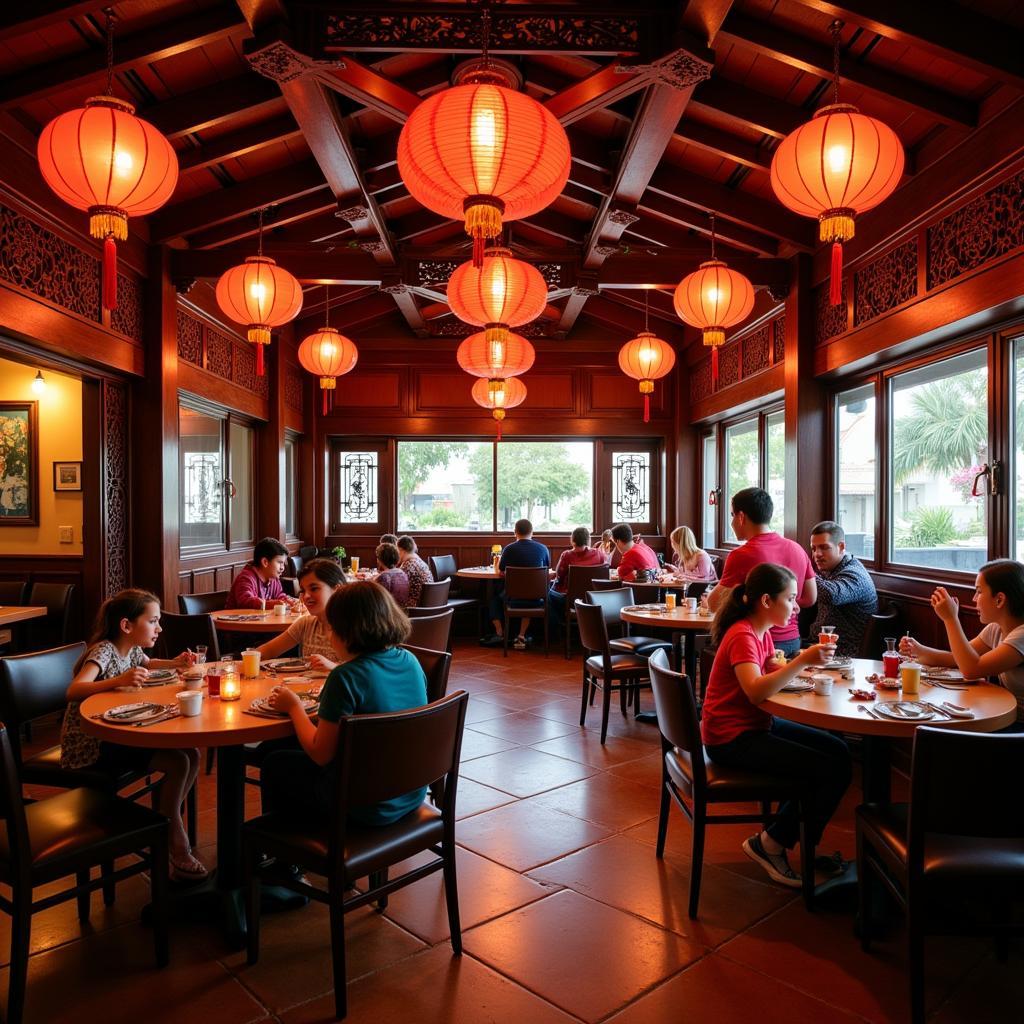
[7, 641, 1021, 1023]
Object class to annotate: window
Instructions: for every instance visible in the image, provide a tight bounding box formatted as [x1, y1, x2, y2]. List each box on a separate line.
[397, 441, 490, 531]
[338, 451, 379, 524]
[283, 434, 297, 539]
[890, 348, 988, 573]
[497, 441, 593, 531]
[725, 418, 759, 520]
[765, 410, 785, 533]
[229, 422, 254, 545]
[1015, 336, 1024, 560]
[836, 384, 876, 560]
[701, 433, 717, 548]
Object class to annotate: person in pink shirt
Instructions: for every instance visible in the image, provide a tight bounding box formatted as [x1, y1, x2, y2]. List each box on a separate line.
[668, 525, 717, 581]
[549, 526, 608, 626]
[227, 537, 295, 609]
[611, 523, 659, 582]
[706, 488, 816, 658]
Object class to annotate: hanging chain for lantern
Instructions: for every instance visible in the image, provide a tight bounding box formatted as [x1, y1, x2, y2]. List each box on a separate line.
[324, 284, 333, 415]
[617, 289, 675, 424]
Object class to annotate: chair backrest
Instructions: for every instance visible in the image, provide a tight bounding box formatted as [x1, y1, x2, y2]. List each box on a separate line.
[178, 590, 229, 615]
[27, 582, 75, 644]
[155, 611, 220, 662]
[0, 580, 27, 606]
[648, 649, 705, 790]
[710, 555, 724, 578]
[698, 643, 717, 703]
[400, 644, 452, 704]
[0, 724, 31, 877]
[565, 563, 611, 609]
[0, 642, 86, 762]
[858, 601, 903, 658]
[280, 577, 299, 598]
[285, 554, 303, 578]
[429, 555, 457, 582]
[406, 608, 454, 653]
[584, 586, 635, 629]
[417, 578, 451, 609]
[589, 578, 624, 592]
[504, 566, 549, 601]
[299, 544, 318, 562]
[574, 600, 611, 659]
[686, 581, 712, 599]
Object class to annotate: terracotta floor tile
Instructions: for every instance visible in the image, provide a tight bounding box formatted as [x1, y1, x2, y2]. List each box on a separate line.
[279, 944, 578, 1024]
[446, 674, 512, 696]
[456, 800, 613, 871]
[472, 689, 573, 712]
[381, 847, 553, 944]
[462, 699, 517, 725]
[530, 730, 657, 768]
[468, 711, 579, 745]
[527, 698, 591, 726]
[458, 727, 520, 762]
[528, 834, 790, 948]
[931, 951, 1024, 1024]
[459, 745, 596, 798]
[453, 777, 517, 820]
[605, 753, 664, 790]
[606, 952, 864, 1024]
[524, 775, 664, 832]
[465, 890, 702, 1022]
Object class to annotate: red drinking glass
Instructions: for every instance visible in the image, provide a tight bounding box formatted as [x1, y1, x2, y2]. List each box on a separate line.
[882, 653, 901, 678]
[205, 670, 221, 698]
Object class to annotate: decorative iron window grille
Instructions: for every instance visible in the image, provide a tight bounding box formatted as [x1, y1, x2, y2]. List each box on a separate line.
[612, 452, 649, 521]
[339, 452, 378, 523]
[183, 453, 222, 524]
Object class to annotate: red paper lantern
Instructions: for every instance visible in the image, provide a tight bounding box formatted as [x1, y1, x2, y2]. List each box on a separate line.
[673, 259, 755, 382]
[447, 248, 547, 346]
[398, 77, 570, 266]
[618, 331, 675, 423]
[38, 95, 178, 310]
[297, 327, 358, 415]
[457, 330, 535, 379]
[215, 256, 303, 376]
[471, 376, 526, 440]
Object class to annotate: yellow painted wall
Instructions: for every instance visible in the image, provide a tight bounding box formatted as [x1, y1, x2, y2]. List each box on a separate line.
[0, 356, 83, 555]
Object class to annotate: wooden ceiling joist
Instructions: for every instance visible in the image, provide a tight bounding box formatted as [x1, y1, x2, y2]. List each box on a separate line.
[145, 75, 284, 140]
[623, 197, 778, 257]
[170, 245, 383, 284]
[543, 62, 653, 125]
[0, 1, 106, 42]
[323, 56, 421, 124]
[187, 189, 339, 250]
[178, 114, 302, 173]
[690, 77, 806, 140]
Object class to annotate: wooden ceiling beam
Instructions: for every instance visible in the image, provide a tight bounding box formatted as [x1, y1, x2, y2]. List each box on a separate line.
[322, 56, 421, 124]
[624, 195, 780, 256]
[599, 252, 789, 294]
[543, 62, 653, 125]
[0, 6, 247, 108]
[145, 75, 283, 140]
[674, 119, 773, 171]
[170, 245, 383, 285]
[0, 2, 105, 42]
[178, 114, 302, 173]
[796, 0, 1024, 91]
[391, 208, 452, 241]
[690, 77, 806, 139]
[187, 190, 339, 250]
[521, 207, 587, 244]
[718, 12, 976, 127]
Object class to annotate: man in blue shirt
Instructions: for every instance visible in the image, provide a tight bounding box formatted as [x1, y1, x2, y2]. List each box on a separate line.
[481, 519, 550, 648]
[808, 520, 878, 657]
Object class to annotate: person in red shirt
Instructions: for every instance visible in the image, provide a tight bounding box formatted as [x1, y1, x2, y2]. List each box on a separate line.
[706, 487, 816, 657]
[703, 563, 851, 889]
[549, 526, 608, 625]
[227, 537, 296, 610]
[611, 523, 659, 582]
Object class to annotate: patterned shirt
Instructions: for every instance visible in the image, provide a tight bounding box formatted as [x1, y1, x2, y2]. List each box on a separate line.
[401, 554, 434, 608]
[282, 615, 336, 662]
[376, 567, 411, 607]
[810, 553, 878, 657]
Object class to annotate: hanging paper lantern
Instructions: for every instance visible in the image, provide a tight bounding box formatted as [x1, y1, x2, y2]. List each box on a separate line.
[38, 95, 178, 311]
[297, 326, 358, 415]
[447, 248, 547, 346]
[673, 260, 755, 383]
[471, 376, 526, 441]
[618, 331, 675, 424]
[215, 255, 303, 376]
[398, 77, 571, 266]
[457, 330, 535, 379]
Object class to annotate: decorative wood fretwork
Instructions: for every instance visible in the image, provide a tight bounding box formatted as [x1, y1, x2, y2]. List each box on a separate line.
[742, 324, 771, 378]
[814, 280, 848, 346]
[718, 342, 741, 389]
[285, 366, 305, 412]
[110, 275, 144, 341]
[102, 379, 129, 597]
[773, 315, 786, 364]
[689, 311, 785, 403]
[176, 305, 271, 397]
[176, 310, 204, 366]
[854, 237, 918, 326]
[927, 169, 1024, 291]
[0, 203, 100, 321]
[205, 327, 233, 379]
[689, 358, 712, 405]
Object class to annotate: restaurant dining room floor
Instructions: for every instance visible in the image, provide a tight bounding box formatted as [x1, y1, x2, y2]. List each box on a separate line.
[5, 640, 1021, 1023]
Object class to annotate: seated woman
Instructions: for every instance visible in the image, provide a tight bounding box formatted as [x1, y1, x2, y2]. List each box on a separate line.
[599, 529, 620, 569]
[374, 542, 411, 607]
[264, 582, 429, 826]
[901, 558, 1024, 731]
[255, 558, 345, 671]
[668, 525, 717, 581]
[703, 563, 851, 888]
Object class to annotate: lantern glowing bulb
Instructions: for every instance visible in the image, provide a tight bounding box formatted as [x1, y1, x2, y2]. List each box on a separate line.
[617, 331, 676, 423]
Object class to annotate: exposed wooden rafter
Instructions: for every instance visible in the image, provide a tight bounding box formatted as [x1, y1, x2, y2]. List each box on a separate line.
[0, 1, 106, 42]
[144, 75, 284, 140]
[178, 114, 303, 173]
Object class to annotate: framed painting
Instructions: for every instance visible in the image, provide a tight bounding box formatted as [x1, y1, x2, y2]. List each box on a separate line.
[53, 460, 83, 492]
[0, 401, 39, 526]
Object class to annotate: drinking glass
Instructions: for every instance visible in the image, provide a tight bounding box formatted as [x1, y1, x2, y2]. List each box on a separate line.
[194, 645, 207, 667]
[664, 591, 676, 611]
[882, 637, 900, 679]
[350, 556, 360, 573]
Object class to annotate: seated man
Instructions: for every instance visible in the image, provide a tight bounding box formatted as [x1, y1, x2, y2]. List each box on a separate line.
[396, 535, 434, 608]
[374, 542, 410, 608]
[549, 526, 607, 627]
[808, 520, 877, 657]
[228, 537, 294, 609]
[482, 518, 550, 649]
[611, 523, 659, 582]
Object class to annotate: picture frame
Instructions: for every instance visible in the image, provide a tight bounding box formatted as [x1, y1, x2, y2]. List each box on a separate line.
[0, 401, 39, 526]
[53, 460, 83, 492]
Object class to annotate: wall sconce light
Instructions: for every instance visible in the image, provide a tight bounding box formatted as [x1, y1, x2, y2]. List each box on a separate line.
[31, 371, 46, 394]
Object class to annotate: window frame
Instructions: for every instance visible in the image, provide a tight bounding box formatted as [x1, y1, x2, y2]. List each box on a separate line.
[283, 430, 299, 542]
[327, 437, 391, 537]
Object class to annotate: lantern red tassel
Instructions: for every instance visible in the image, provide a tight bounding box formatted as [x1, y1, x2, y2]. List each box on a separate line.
[712, 345, 719, 385]
[102, 236, 118, 311]
[255, 344, 264, 376]
[322, 389, 328, 416]
[643, 392, 650, 424]
[830, 242, 843, 306]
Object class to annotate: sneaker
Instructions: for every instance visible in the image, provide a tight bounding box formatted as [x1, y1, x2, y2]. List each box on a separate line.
[513, 635, 527, 650]
[742, 833, 802, 889]
[478, 634, 503, 647]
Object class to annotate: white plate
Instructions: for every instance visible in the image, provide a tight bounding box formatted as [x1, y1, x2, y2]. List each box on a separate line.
[144, 669, 178, 684]
[781, 680, 814, 693]
[623, 603, 666, 612]
[103, 702, 168, 723]
[873, 701, 936, 721]
[249, 695, 319, 717]
[923, 667, 966, 681]
[264, 658, 310, 672]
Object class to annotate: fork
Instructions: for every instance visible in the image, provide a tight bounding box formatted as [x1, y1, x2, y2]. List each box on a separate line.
[922, 679, 968, 691]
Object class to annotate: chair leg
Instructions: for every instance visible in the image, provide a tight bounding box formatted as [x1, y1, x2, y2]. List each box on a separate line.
[856, 828, 871, 951]
[543, 611, 549, 658]
[655, 780, 671, 858]
[8, 890, 31, 1024]
[579, 669, 591, 727]
[370, 868, 388, 911]
[328, 884, 349, 1020]
[205, 747, 216, 775]
[442, 842, 463, 954]
[909, 916, 925, 1024]
[151, 829, 170, 968]
[688, 811, 706, 919]
[244, 844, 261, 966]
[600, 678, 612, 744]
[101, 859, 116, 906]
[619, 680, 628, 716]
[502, 604, 509, 658]
[75, 869, 91, 921]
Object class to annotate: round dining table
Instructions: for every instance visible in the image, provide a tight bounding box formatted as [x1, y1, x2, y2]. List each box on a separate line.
[210, 608, 306, 634]
[81, 669, 311, 945]
[620, 604, 715, 680]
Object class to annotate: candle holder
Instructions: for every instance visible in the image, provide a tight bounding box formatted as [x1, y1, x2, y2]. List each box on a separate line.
[220, 675, 241, 701]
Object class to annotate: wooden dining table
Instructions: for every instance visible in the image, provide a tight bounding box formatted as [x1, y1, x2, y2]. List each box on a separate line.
[210, 608, 306, 634]
[81, 669, 312, 945]
[0, 605, 47, 627]
[619, 604, 715, 680]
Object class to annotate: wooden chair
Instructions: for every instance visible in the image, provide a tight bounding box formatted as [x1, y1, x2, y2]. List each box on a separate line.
[25, 582, 75, 647]
[589, 578, 624, 592]
[428, 556, 479, 625]
[857, 727, 1024, 1024]
[406, 608, 454, 653]
[584, 586, 672, 659]
[648, 649, 815, 915]
[409, 578, 451, 611]
[242, 691, 469, 1020]
[0, 581, 27, 606]
[858, 600, 903, 659]
[400, 644, 453, 807]
[574, 600, 650, 744]
[178, 590, 229, 615]
[155, 611, 221, 662]
[0, 722, 169, 1024]
[502, 567, 550, 657]
[285, 554, 304, 579]
[562, 563, 611, 659]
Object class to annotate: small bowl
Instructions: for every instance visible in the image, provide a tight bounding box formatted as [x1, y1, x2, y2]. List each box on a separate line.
[176, 690, 203, 717]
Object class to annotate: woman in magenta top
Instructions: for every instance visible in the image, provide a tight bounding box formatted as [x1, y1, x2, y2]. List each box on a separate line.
[702, 563, 851, 889]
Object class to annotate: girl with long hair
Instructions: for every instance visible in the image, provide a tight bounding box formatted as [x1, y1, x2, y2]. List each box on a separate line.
[668, 525, 716, 581]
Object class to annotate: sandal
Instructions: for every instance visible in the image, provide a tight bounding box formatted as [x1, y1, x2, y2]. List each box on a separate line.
[170, 850, 209, 883]
[742, 833, 801, 889]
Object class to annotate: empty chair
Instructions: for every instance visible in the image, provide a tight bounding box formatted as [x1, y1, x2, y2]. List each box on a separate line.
[178, 590, 229, 615]
[585, 587, 672, 660]
[409, 578, 451, 611]
[710, 555, 725, 578]
[155, 611, 221, 663]
[427, 555, 479, 624]
[589, 578, 624, 592]
[26, 582, 75, 647]
[648, 648, 815, 915]
[562, 563, 611, 659]
[502, 566, 550, 657]
[574, 599, 650, 744]
[857, 727, 1024, 1024]
[406, 608, 454, 653]
[0, 581, 27, 606]
[285, 554, 304, 579]
[299, 544, 318, 562]
[0, 722, 170, 1024]
[280, 577, 299, 599]
[858, 600, 903, 658]
[242, 691, 469, 1020]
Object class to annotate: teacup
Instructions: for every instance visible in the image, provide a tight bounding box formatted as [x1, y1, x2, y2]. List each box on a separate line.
[812, 675, 834, 696]
[177, 690, 203, 716]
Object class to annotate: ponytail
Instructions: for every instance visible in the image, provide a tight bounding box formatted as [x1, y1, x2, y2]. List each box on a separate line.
[711, 563, 796, 645]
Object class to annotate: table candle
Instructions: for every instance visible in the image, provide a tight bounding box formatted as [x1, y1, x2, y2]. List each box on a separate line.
[220, 675, 241, 701]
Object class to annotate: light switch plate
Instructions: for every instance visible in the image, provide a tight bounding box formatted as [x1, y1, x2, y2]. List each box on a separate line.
[59, 526, 73, 543]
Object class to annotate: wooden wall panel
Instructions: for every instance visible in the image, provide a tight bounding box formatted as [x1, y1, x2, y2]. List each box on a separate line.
[336, 371, 402, 410]
[588, 372, 665, 414]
